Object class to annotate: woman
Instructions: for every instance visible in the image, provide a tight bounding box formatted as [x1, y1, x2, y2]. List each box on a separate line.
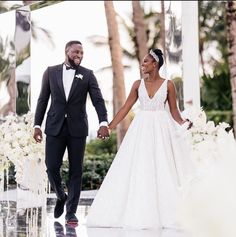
[86, 49, 193, 230]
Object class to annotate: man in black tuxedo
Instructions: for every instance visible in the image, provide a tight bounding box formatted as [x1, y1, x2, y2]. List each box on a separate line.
[33, 40, 109, 225]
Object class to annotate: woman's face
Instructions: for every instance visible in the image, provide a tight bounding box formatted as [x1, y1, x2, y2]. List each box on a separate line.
[141, 54, 157, 74]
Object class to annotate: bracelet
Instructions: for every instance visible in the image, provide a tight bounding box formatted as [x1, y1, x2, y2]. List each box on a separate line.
[181, 119, 190, 126]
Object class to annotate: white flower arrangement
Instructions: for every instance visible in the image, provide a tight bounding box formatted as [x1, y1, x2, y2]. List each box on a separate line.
[179, 107, 236, 236]
[0, 112, 47, 195]
[75, 73, 83, 80]
[180, 106, 236, 169]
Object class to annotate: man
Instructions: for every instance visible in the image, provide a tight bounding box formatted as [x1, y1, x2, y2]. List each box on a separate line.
[33, 40, 109, 225]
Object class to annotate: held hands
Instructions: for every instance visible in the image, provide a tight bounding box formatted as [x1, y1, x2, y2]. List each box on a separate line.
[97, 126, 110, 140]
[33, 127, 43, 143]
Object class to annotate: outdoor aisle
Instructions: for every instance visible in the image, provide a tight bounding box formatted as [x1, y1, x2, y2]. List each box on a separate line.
[0, 190, 192, 237]
[47, 207, 191, 237]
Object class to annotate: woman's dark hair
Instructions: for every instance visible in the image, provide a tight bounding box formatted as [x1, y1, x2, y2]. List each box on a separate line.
[65, 40, 82, 51]
[149, 48, 164, 69]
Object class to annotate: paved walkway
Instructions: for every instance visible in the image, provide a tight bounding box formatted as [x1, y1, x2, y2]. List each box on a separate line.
[0, 189, 191, 237]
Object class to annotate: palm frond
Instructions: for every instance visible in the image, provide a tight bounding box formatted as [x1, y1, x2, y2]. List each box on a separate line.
[86, 35, 108, 46]
[31, 21, 55, 48]
[95, 64, 131, 73]
[30, 1, 64, 11]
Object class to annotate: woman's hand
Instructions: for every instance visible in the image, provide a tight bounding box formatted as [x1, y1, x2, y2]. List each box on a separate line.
[97, 126, 110, 140]
[181, 119, 193, 130]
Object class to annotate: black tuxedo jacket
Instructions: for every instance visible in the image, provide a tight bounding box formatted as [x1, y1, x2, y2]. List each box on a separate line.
[34, 64, 108, 137]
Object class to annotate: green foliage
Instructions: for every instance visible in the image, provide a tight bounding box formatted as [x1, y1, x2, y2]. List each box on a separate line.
[201, 71, 232, 111]
[82, 153, 115, 190]
[199, 1, 233, 128]
[83, 133, 117, 190]
[61, 153, 115, 191]
[85, 132, 117, 155]
[199, 1, 228, 68]
[30, 1, 64, 11]
[205, 110, 233, 127]
[200, 69, 233, 127]
[16, 82, 30, 115]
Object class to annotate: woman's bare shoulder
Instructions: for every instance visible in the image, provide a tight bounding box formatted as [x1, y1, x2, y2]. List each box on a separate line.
[167, 79, 175, 89]
[132, 79, 142, 90]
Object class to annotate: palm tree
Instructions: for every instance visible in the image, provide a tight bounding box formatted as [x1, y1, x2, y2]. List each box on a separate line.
[226, 1, 236, 137]
[104, 1, 130, 147]
[160, 0, 166, 59]
[120, 2, 179, 68]
[89, 3, 162, 62]
[132, 0, 148, 76]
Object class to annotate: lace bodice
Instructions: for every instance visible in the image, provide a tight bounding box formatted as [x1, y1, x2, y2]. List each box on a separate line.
[138, 79, 168, 111]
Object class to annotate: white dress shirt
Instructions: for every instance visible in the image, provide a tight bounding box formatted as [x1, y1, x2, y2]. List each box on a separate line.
[63, 64, 75, 100]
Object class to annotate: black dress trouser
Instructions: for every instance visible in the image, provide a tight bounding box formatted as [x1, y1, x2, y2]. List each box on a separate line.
[45, 119, 86, 214]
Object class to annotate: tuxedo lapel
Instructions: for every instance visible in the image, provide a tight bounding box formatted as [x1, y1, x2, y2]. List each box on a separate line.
[56, 64, 66, 100]
[67, 66, 82, 101]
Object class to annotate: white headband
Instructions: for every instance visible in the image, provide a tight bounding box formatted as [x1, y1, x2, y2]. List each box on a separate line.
[149, 49, 159, 62]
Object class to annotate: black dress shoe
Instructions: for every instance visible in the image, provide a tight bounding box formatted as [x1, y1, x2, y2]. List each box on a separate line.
[54, 194, 67, 218]
[65, 212, 78, 225]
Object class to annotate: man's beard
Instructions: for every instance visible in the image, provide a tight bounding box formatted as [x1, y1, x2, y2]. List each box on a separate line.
[68, 57, 79, 69]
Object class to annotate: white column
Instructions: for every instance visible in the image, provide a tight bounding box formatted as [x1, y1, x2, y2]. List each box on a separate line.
[182, 1, 200, 108]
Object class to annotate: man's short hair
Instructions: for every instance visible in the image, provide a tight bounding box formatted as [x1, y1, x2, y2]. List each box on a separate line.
[65, 40, 82, 51]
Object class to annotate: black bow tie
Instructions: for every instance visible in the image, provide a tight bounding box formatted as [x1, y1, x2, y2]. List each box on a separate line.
[65, 64, 75, 70]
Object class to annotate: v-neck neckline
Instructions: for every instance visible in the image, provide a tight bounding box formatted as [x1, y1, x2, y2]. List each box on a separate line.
[143, 79, 166, 100]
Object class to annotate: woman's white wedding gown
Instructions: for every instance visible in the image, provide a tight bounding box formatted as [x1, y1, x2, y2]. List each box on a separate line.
[86, 79, 194, 230]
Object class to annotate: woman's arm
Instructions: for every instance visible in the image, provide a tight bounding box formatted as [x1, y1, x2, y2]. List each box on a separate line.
[167, 80, 188, 125]
[109, 80, 140, 130]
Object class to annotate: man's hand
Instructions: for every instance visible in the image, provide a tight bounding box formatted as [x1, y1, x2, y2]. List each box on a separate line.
[33, 128, 43, 143]
[97, 126, 110, 140]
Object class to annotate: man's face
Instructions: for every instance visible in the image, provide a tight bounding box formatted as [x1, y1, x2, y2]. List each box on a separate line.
[66, 43, 83, 68]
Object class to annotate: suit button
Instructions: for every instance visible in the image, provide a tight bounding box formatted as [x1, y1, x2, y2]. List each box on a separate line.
[65, 114, 67, 118]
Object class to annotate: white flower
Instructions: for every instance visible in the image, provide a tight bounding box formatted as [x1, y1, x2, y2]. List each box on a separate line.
[75, 74, 83, 80]
[182, 106, 207, 128]
[205, 121, 216, 135]
[192, 133, 204, 143]
[181, 105, 236, 170]
[0, 112, 48, 195]
[218, 122, 230, 130]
